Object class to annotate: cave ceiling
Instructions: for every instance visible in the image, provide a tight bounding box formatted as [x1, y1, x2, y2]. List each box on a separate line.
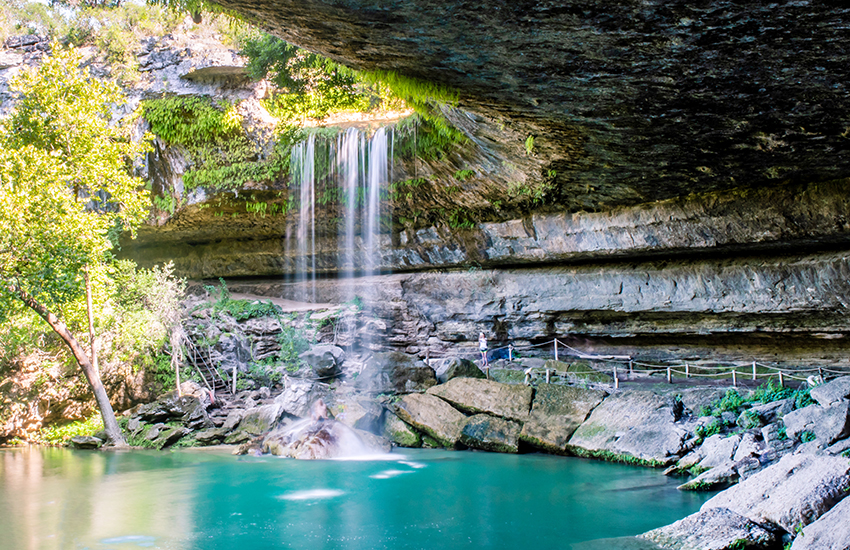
[212, 0, 850, 212]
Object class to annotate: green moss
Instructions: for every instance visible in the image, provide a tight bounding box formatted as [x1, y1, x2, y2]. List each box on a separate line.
[33, 414, 104, 446]
[568, 447, 666, 468]
[799, 430, 817, 443]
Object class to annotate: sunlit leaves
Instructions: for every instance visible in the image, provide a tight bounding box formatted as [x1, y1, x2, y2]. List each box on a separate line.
[0, 44, 149, 316]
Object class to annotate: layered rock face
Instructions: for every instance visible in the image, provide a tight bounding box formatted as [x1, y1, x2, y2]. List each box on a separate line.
[214, 0, 850, 209]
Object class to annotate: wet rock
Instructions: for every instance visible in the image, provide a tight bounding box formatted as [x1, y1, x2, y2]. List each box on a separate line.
[236, 403, 284, 435]
[701, 453, 850, 533]
[299, 345, 345, 378]
[194, 426, 228, 445]
[790, 494, 850, 550]
[275, 377, 329, 418]
[677, 462, 738, 492]
[519, 384, 607, 453]
[263, 419, 388, 459]
[641, 507, 777, 550]
[355, 352, 437, 394]
[426, 378, 532, 422]
[824, 438, 850, 456]
[333, 398, 384, 434]
[153, 426, 190, 449]
[567, 390, 689, 465]
[67, 435, 103, 450]
[783, 401, 850, 446]
[432, 357, 485, 384]
[809, 376, 850, 408]
[459, 414, 522, 454]
[382, 411, 422, 448]
[392, 393, 467, 447]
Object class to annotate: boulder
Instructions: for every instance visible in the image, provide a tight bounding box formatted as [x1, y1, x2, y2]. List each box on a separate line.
[262, 418, 389, 459]
[732, 433, 762, 462]
[701, 453, 850, 533]
[275, 377, 329, 418]
[299, 344, 345, 378]
[543, 360, 611, 383]
[567, 390, 689, 465]
[809, 376, 850, 408]
[392, 393, 467, 447]
[131, 394, 208, 424]
[697, 434, 740, 470]
[152, 426, 189, 449]
[67, 435, 103, 450]
[640, 507, 778, 550]
[355, 352, 437, 394]
[333, 398, 384, 434]
[749, 398, 794, 425]
[382, 411, 422, 448]
[677, 461, 738, 491]
[783, 401, 850, 445]
[790, 493, 850, 550]
[433, 357, 485, 383]
[459, 414, 522, 454]
[237, 403, 284, 435]
[194, 426, 228, 445]
[519, 384, 607, 453]
[426, 378, 533, 422]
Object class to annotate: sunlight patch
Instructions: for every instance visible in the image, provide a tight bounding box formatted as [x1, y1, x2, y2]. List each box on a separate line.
[278, 489, 345, 501]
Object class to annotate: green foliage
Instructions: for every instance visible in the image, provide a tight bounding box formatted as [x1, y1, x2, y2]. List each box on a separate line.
[142, 96, 295, 193]
[277, 324, 310, 369]
[32, 414, 104, 446]
[727, 540, 748, 550]
[394, 112, 467, 161]
[0, 44, 149, 315]
[445, 207, 476, 230]
[694, 418, 724, 443]
[205, 279, 282, 321]
[454, 169, 474, 182]
[525, 135, 535, 155]
[569, 448, 665, 468]
[799, 430, 816, 443]
[507, 180, 552, 206]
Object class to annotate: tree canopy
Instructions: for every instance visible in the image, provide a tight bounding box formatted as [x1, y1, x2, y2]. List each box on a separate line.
[0, 44, 150, 445]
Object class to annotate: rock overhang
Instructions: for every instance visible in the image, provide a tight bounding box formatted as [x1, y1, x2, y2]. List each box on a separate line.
[211, 0, 850, 211]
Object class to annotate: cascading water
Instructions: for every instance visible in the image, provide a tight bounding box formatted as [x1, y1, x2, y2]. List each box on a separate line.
[288, 126, 394, 351]
[289, 133, 317, 302]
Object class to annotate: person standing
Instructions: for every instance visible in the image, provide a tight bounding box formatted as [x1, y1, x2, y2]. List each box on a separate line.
[479, 332, 489, 367]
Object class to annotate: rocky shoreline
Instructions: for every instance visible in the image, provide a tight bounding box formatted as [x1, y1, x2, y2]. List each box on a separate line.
[66, 349, 850, 550]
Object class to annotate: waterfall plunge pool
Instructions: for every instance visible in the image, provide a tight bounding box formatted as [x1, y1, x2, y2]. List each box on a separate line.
[1, 446, 713, 550]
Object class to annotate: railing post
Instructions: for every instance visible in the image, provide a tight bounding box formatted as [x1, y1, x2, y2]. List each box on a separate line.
[545, 368, 550, 384]
[628, 359, 633, 375]
[666, 366, 672, 384]
[508, 344, 514, 363]
[818, 366, 824, 381]
[778, 371, 784, 387]
[614, 366, 619, 389]
[732, 370, 737, 387]
[232, 364, 237, 394]
[685, 364, 690, 378]
[554, 339, 559, 362]
[752, 361, 757, 381]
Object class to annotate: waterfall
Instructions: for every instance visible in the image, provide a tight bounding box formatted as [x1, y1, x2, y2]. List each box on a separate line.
[288, 127, 393, 307]
[290, 133, 317, 301]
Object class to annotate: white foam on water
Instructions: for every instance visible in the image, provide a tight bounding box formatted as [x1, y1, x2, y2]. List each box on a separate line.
[278, 489, 345, 501]
[99, 535, 157, 546]
[332, 452, 398, 462]
[398, 460, 426, 469]
[370, 469, 414, 480]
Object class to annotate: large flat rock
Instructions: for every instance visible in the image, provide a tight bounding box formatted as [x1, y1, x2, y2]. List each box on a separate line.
[701, 453, 850, 533]
[519, 384, 607, 453]
[426, 378, 532, 422]
[393, 393, 467, 448]
[567, 390, 688, 465]
[641, 507, 777, 550]
[790, 494, 850, 550]
[459, 414, 522, 454]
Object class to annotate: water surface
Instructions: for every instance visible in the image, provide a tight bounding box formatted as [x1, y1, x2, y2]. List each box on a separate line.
[0, 447, 711, 550]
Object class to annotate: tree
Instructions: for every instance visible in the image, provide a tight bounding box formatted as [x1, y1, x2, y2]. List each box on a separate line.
[0, 44, 149, 446]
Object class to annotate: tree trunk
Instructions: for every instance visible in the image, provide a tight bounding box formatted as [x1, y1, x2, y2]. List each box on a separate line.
[84, 266, 99, 374]
[10, 284, 127, 447]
